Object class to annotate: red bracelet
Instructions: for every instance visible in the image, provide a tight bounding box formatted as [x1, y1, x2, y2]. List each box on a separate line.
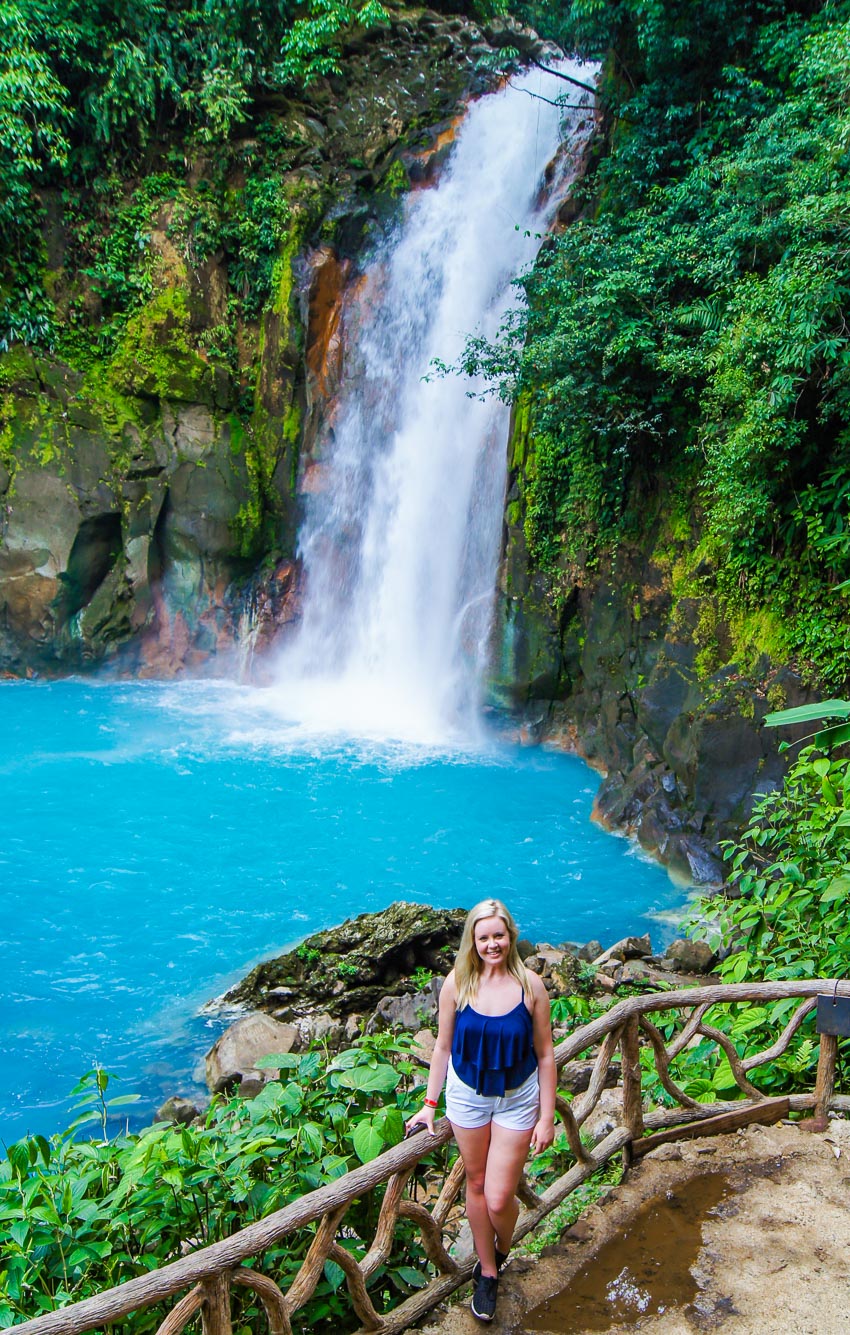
[423, 1098, 438, 1108]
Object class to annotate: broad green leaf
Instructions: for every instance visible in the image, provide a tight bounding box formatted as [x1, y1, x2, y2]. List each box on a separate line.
[352, 1119, 385, 1163]
[323, 1259, 346, 1291]
[372, 1106, 404, 1146]
[255, 1052, 300, 1070]
[337, 1065, 400, 1094]
[815, 723, 850, 750]
[764, 701, 850, 727]
[820, 875, 850, 904]
[392, 1265, 428, 1288]
[300, 1122, 324, 1158]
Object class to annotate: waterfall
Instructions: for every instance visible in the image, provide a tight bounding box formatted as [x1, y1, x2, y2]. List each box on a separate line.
[270, 62, 594, 744]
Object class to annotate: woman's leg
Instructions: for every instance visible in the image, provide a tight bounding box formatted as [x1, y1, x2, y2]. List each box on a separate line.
[484, 1123, 534, 1254]
[451, 1121, 499, 1277]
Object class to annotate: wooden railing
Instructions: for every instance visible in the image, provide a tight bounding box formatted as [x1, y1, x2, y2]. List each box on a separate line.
[14, 980, 850, 1335]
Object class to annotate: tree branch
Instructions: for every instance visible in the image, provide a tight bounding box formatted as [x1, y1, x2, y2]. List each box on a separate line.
[529, 59, 597, 96]
[508, 83, 590, 109]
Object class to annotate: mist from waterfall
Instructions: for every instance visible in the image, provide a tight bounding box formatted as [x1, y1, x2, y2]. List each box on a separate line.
[270, 62, 595, 744]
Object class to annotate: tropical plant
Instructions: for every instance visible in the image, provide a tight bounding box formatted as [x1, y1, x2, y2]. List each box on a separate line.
[0, 1034, 437, 1331]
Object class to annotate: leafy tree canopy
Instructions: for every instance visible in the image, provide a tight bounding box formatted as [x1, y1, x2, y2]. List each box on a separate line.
[463, 0, 850, 691]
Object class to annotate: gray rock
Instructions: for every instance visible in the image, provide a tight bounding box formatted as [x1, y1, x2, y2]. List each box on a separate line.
[412, 1028, 436, 1064]
[665, 938, 717, 973]
[594, 934, 652, 964]
[205, 1013, 298, 1094]
[577, 940, 603, 962]
[154, 1095, 203, 1124]
[367, 977, 441, 1034]
[619, 958, 654, 983]
[300, 1011, 343, 1048]
[550, 955, 583, 996]
[582, 1089, 624, 1144]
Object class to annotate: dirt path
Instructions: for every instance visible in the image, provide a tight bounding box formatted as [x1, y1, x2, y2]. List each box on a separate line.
[420, 1119, 850, 1335]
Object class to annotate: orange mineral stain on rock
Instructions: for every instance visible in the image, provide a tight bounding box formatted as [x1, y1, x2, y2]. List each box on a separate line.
[404, 115, 463, 188]
[305, 246, 351, 401]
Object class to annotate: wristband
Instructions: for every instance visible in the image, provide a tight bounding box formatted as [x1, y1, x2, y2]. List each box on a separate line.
[423, 1098, 438, 1108]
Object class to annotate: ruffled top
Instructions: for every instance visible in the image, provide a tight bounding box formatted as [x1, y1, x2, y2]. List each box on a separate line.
[451, 994, 537, 1096]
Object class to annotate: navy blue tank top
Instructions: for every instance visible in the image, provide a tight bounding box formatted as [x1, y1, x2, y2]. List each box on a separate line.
[451, 992, 537, 1096]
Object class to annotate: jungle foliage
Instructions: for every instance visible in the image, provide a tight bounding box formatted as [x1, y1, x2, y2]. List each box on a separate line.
[467, 0, 850, 690]
[0, 0, 505, 350]
[0, 1035, 440, 1331]
[673, 741, 850, 1100]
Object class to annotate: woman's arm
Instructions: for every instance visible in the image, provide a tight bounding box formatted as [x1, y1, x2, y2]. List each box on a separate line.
[405, 971, 457, 1135]
[529, 970, 556, 1155]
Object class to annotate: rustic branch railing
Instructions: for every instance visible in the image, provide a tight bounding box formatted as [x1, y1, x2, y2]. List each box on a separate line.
[14, 980, 850, 1335]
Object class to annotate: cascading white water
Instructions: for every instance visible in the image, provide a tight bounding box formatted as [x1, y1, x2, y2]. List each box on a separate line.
[270, 62, 594, 743]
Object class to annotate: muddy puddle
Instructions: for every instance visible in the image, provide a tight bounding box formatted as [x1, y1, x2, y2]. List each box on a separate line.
[521, 1172, 731, 1332]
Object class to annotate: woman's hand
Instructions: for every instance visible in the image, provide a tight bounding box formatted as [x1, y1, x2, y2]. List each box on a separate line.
[405, 1105, 436, 1136]
[530, 1116, 555, 1156]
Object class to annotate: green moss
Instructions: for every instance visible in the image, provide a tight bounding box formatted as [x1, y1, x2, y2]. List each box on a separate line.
[509, 394, 532, 471]
[0, 348, 39, 393]
[107, 287, 212, 403]
[0, 407, 16, 475]
[380, 158, 409, 198]
[726, 605, 788, 670]
[766, 681, 788, 713]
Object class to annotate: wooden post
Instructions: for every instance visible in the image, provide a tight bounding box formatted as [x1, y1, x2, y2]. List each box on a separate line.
[620, 1016, 643, 1166]
[812, 1032, 838, 1132]
[200, 1274, 232, 1335]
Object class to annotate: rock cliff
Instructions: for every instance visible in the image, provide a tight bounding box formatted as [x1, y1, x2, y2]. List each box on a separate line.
[0, 11, 543, 676]
[494, 445, 814, 881]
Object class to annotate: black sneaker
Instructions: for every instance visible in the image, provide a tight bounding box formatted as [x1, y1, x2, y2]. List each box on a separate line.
[471, 1274, 499, 1322]
[472, 1249, 508, 1282]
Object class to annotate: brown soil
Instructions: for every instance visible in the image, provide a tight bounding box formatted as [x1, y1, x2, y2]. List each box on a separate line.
[419, 1119, 850, 1335]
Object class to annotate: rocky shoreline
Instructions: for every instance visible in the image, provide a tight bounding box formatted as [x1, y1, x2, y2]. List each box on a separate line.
[157, 900, 717, 1123]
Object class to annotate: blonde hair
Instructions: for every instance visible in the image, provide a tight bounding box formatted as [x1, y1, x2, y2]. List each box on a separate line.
[454, 898, 530, 1011]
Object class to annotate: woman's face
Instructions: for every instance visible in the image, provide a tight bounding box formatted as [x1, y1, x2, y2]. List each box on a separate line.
[474, 915, 510, 965]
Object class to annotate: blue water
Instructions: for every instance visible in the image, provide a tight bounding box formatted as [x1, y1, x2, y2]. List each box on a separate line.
[0, 679, 685, 1144]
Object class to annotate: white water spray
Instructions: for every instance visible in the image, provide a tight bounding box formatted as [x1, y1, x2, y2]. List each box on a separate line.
[269, 63, 595, 744]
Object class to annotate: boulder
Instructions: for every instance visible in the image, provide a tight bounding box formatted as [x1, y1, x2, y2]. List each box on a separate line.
[205, 1013, 298, 1094]
[225, 902, 465, 1020]
[550, 954, 583, 996]
[577, 940, 603, 963]
[154, 1095, 203, 1125]
[367, 977, 442, 1034]
[619, 958, 655, 984]
[592, 935, 652, 966]
[412, 1029, 436, 1065]
[664, 938, 717, 974]
[558, 1059, 621, 1095]
[298, 1012, 344, 1049]
[581, 1088, 625, 1145]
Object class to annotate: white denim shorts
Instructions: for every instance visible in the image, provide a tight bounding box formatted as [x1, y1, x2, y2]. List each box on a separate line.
[445, 1061, 540, 1131]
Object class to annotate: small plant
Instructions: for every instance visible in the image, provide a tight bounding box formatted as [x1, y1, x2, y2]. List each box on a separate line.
[521, 1156, 623, 1255]
[410, 967, 433, 992]
[296, 943, 321, 964]
[336, 960, 359, 979]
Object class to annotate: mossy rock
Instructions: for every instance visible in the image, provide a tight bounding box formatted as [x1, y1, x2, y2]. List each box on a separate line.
[224, 901, 466, 1019]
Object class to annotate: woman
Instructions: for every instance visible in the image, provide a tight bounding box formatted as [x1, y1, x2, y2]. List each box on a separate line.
[405, 899, 555, 1323]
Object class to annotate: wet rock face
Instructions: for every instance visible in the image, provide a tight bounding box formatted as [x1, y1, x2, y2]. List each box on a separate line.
[225, 901, 466, 1020]
[495, 482, 815, 876]
[205, 1012, 299, 1094]
[0, 9, 516, 677]
[0, 354, 257, 675]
